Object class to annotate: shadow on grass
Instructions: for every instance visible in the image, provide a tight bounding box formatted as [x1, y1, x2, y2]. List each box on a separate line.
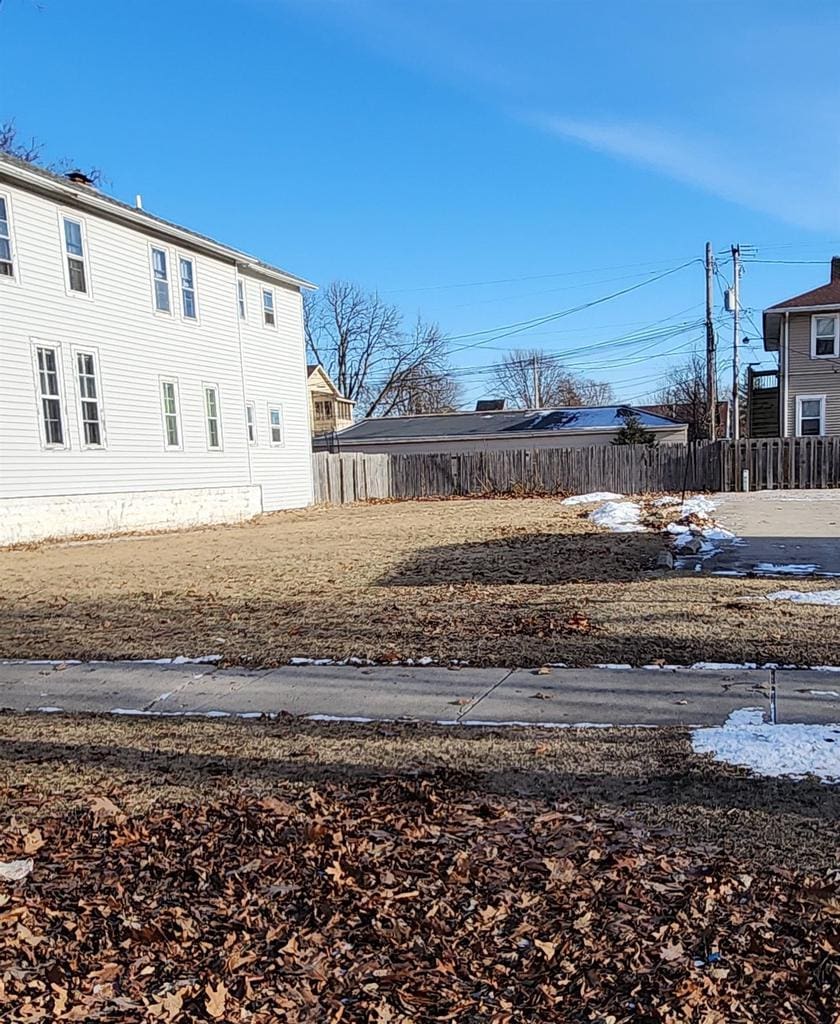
[1, 722, 837, 826]
[381, 530, 663, 586]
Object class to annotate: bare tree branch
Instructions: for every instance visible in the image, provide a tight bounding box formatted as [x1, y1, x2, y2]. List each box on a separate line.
[490, 348, 613, 408]
[0, 119, 105, 185]
[304, 283, 459, 417]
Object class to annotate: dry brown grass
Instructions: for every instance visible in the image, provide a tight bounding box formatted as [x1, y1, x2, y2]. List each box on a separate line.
[1, 497, 837, 666]
[1, 712, 838, 871]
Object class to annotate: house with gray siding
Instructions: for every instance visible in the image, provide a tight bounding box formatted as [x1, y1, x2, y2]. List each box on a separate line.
[762, 257, 840, 436]
[0, 152, 315, 545]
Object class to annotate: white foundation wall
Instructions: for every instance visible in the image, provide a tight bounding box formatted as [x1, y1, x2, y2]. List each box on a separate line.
[0, 486, 263, 546]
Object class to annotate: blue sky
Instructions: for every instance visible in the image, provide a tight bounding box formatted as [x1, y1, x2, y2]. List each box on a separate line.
[3, 0, 839, 406]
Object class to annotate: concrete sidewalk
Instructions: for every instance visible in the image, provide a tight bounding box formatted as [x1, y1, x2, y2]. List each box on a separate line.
[1, 660, 838, 725]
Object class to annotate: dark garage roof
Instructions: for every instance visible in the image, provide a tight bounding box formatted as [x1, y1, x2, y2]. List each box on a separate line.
[330, 406, 685, 443]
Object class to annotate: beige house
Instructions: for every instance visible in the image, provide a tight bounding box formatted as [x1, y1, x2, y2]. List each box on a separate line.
[762, 257, 840, 436]
[307, 365, 354, 436]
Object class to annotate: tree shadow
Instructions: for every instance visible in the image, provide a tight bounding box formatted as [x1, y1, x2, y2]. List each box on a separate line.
[381, 531, 663, 586]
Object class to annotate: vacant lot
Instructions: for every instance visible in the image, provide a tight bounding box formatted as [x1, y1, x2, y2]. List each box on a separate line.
[1, 714, 838, 1021]
[1, 498, 838, 666]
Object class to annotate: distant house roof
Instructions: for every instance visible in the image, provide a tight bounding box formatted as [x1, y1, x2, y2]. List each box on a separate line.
[306, 364, 354, 404]
[328, 405, 684, 444]
[767, 257, 840, 311]
[0, 150, 315, 291]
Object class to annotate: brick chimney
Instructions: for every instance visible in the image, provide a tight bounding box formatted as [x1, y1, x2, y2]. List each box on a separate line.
[832, 256, 840, 282]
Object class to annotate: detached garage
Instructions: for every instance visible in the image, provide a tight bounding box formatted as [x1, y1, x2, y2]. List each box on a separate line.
[315, 406, 688, 455]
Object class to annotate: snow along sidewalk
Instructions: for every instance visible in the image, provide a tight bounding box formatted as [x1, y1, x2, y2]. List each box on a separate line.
[0, 659, 837, 729]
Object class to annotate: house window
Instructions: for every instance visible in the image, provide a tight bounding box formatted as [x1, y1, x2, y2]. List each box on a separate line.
[796, 395, 825, 437]
[268, 405, 284, 444]
[179, 257, 197, 319]
[204, 385, 221, 449]
[314, 399, 333, 419]
[237, 279, 246, 320]
[245, 402, 257, 444]
[62, 217, 87, 293]
[0, 196, 14, 278]
[161, 379, 181, 448]
[35, 346, 65, 446]
[812, 315, 839, 359]
[152, 248, 171, 312]
[76, 352, 104, 447]
[262, 289, 275, 326]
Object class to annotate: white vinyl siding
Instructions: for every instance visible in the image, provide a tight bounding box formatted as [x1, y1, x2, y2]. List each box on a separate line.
[62, 216, 88, 294]
[237, 279, 247, 320]
[262, 288, 275, 327]
[75, 351, 104, 447]
[204, 384, 222, 449]
[268, 404, 284, 445]
[0, 176, 313, 515]
[34, 345, 66, 447]
[812, 315, 839, 359]
[245, 402, 257, 444]
[0, 194, 14, 278]
[160, 378, 181, 449]
[179, 256, 197, 320]
[796, 395, 826, 437]
[151, 247, 171, 312]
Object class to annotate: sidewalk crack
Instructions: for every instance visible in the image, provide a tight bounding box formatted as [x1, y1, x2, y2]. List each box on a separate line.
[456, 669, 515, 723]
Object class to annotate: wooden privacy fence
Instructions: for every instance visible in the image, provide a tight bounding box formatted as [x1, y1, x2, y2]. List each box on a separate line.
[312, 438, 840, 504]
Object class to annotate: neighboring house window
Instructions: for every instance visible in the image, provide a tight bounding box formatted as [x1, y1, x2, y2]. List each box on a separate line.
[161, 379, 181, 447]
[262, 289, 275, 326]
[76, 352, 104, 447]
[812, 315, 839, 358]
[245, 402, 257, 444]
[796, 395, 825, 436]
[152, 248, 171, 312]
[62, 217, 88, 293]
[179, 257, 197, 319]
[0, 196, 14, 278]
[268, 405, 284, 444]
[237, 279, 247, 320]
[204, 385, 221, 449]
[35, 346, 65, 446]
[314, 399, 333, 419]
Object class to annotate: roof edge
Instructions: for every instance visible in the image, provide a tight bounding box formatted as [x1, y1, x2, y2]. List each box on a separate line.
[0, 152, 316, 291]
[328, 424, 687, 445]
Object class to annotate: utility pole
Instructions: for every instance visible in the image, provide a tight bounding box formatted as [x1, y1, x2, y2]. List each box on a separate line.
[731, 244, 741, 440]
[705, 242, 717, 439]
[532, 353, 541, 409]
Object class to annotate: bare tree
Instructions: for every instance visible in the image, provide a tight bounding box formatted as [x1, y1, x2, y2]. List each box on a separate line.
[490, 348, 614, 408]
[652, 352, 722, 439]
[305, 282, 459, 417]
[0, 118, 104, 184]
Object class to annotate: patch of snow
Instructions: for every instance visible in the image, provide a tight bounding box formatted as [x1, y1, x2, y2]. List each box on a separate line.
[588, 500, 646, 533]
[289, 657, 336, 666]
[689, 661, 759, 670]
[809, 690, 840, 697]
[754, 563, 819, 576]
[33, 706, 63, 713]
[680, 496, 717, 518]
[765, 589, 840, 607]
[814, 665, 840, 673]
[666, 523, 690, 535]
[652, 496, 681, 506]
[307, 714, 376, 723]
[692, 707, 840, 783]
[594, 663, 633, 670]
[0, 858, 34, 882]
[561, 491, 623, 506]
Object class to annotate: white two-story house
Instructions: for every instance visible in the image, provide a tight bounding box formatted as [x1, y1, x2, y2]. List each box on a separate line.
[0, 152, 315, 545]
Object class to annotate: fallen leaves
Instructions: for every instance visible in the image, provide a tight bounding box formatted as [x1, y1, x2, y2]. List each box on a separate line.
[0, 779, 837, 1021]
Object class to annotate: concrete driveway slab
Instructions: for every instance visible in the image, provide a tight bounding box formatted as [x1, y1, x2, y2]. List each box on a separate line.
[463, 667, 772, 726]
[775, 670, 840, 724]
[709, 491, 840, 577]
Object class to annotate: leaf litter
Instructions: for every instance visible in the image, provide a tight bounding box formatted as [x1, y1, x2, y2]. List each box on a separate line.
[1, 774, 838, 1021]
